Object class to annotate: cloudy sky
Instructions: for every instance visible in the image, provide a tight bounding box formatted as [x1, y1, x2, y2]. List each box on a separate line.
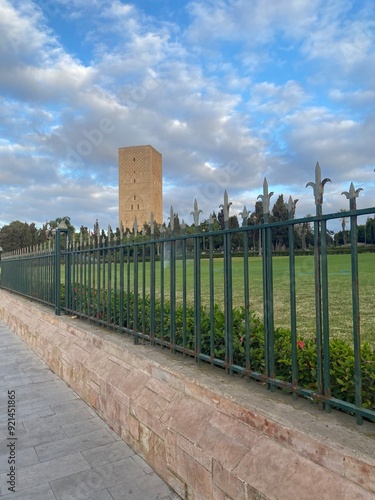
[1, 0, 375, 233]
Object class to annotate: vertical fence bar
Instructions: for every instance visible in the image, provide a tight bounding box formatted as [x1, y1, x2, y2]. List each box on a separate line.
[54, 230, 62, 315]
[320, 219, 331, 411]
[194, 231, 201, 364]
[126, 236, 131, 332]
[221, 192, 233, 374]
[141, 234, 146, 340]
[313, 217, 324, 402]
[119, 240, 124, 332]
[79, 237, 83, 313]
[306, 163, 331, 408]
[72, 241, 76, 312]
[107, 236, 112, 327]
[258, 179, 273, 387]
[240, 209, 251, 374]
[208, 218, 215, 363]
[191, 200, 202, 363]
[150, 232, 156, 346]
[65, 236, 71, 313]
[133, 239, 139, 344]
[265, 221, 275, 386]
[87, 242, 92, 319]
[169, 211, 176, 353]
[113, 237, 118, 328]
[181, 223, 187, 354]
[287, 199, 298, 398]
[350, 211, 363, 425]
[343, 184, 364, 424]
[96, 240, 101, 323]
[223, 228, 233, 372]
[160, 230, 165, 346]
[289, 223, 298, 397]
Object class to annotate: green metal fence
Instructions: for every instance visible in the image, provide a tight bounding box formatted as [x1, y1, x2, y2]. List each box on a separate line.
[1, 165, 374, 424]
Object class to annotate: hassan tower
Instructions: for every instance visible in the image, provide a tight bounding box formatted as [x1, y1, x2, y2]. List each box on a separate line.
[118, 145, 163, 231]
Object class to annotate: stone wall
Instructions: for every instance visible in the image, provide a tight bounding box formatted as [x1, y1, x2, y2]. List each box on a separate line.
[0, 290, 374, 499]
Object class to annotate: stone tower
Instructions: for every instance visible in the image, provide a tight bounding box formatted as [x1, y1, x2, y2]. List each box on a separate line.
[118, 145, 163, 231]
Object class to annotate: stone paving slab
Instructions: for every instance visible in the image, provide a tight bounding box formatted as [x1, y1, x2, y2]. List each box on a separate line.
[0, 322, 180, 499]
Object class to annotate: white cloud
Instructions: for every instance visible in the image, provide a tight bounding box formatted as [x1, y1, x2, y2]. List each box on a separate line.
[0, 0, 374, 232]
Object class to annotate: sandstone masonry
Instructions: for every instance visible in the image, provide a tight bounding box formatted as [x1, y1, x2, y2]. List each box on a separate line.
[118, 145, 163, 231]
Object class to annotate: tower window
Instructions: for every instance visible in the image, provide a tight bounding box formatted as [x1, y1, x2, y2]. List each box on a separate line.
[134, 195, 136, 200]
[133, 157, 136, 161]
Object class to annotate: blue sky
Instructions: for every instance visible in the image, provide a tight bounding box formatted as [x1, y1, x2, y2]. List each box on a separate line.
[1, 0, 375, 232]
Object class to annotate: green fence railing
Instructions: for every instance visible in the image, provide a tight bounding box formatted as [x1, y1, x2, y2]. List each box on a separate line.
[1, 167, 374, 425]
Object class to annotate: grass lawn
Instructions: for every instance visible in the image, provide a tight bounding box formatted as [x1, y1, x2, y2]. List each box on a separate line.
[80, 252, 375, 344]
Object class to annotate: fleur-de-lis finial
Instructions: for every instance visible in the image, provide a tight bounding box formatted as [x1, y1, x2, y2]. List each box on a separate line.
[169, 206, 175, 232]
[149, 212, 155, 236]
[191, 198, 203, 226]
[219, 190, 232, 223]
[239, 205, 250, 226]
[257, 178, 274, 215]
[341, 182, 363, 210]
[306, 162, 331, 207]
[341, 182, 363, 200]
[287, 196, 298, 219]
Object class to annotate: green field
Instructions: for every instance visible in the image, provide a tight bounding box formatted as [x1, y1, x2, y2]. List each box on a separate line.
[89, 252, 374, 344]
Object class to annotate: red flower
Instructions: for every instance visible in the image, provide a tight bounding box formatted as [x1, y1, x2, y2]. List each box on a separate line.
[297, 340, 305, 350]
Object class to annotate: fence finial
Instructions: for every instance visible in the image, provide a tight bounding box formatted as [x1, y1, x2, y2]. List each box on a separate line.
[306, 162, 331, 207]
[220, 190, 232, 224]
[191, 198, 202, 227]
[257, 178, 274, 216]
[287, 196, 298, 219]
[239, 205, 250, 226]
[341, 182, 363, 210]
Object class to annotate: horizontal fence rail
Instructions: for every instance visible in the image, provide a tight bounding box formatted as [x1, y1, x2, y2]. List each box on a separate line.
[1, 168, 374, 425]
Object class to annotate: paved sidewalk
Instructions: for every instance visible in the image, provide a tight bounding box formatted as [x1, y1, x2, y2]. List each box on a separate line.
[0, 321, 180, 499]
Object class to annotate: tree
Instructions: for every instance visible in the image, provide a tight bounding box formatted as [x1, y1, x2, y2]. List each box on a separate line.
[271, 194, 288, 251]
[296, 214, 314, 251]
[0, 221, 40, 252]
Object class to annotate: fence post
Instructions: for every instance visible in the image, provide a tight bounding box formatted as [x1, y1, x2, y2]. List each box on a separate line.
[54, 223, 69, 315]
